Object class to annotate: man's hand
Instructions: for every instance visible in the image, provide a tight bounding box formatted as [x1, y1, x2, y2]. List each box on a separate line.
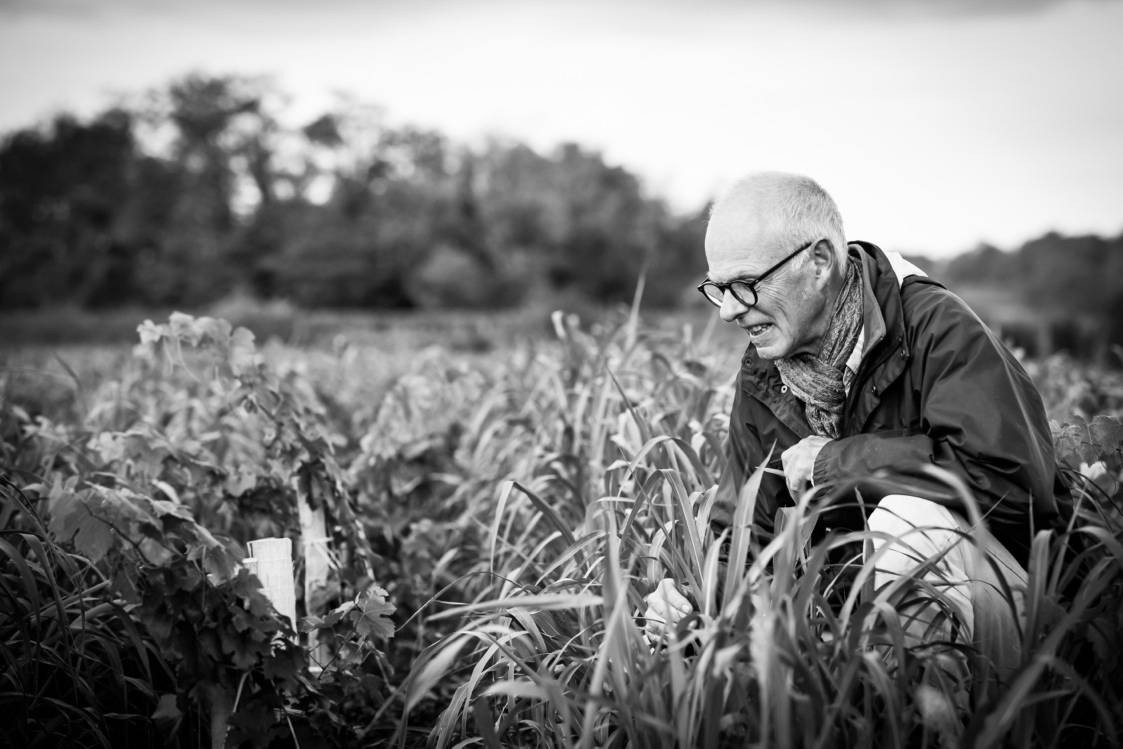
[781, 435, 832, 497]
[643, 578, 693, 645]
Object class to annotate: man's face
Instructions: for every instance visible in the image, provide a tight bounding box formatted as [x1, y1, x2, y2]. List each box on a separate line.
[704, 216, 831, 360]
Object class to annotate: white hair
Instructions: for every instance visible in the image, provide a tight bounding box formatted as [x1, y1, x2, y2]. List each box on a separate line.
[710, 172, 847, 261]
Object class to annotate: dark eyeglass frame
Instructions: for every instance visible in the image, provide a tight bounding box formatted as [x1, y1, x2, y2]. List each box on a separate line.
[697, 237, 820, 309]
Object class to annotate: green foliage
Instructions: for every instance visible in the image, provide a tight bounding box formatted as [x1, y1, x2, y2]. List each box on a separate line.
[0, 476, 173, 748]
[2, 309, 1121, 746]
[390, 313, 1123, 748]
[2, 312, 407, 745]
[1029, 353, 1123, 423]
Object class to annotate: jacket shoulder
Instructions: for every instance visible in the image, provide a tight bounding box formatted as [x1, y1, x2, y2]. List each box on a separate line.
[900, 276, 984, 328]
[898, 276, 1011, 359]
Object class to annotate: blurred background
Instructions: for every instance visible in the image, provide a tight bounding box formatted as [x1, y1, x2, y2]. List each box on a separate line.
[1, 0, 1121, 357]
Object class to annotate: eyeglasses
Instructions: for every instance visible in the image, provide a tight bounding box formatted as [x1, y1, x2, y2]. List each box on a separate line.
[697, 237, 819, 309]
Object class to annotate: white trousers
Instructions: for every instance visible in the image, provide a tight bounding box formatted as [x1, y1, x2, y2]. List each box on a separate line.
[867, 494, 1028, 691]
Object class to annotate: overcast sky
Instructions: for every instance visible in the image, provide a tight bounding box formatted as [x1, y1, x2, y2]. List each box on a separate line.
[1, 0, 1120, 257]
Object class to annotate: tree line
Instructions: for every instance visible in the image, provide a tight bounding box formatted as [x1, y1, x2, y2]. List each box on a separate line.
[0, 73, 707, 311]
[935, 234, 1123, 351]
[1, 71, 1120, 349]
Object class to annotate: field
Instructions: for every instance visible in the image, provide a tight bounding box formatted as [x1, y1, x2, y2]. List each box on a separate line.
[1, 307, 1122, 748]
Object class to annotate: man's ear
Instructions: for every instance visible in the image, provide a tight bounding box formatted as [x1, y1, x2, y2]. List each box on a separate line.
[809, 238, 837, 277]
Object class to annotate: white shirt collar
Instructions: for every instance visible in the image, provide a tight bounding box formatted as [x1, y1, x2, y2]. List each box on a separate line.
[844, 328, 865, 391]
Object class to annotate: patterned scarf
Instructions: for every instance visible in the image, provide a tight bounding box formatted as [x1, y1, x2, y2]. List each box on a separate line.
[774, 257, 864, 439]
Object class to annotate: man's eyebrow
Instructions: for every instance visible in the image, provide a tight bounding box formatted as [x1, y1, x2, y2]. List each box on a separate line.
[705, 274, 755, 286]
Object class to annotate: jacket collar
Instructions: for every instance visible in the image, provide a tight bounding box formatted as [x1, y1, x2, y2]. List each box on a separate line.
[739, 241, 914, 436]
[851, 240, 910, 361]
[842, 241, 911, 432]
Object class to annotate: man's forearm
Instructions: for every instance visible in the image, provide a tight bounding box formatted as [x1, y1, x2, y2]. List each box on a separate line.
[813, 431, 1032, 531]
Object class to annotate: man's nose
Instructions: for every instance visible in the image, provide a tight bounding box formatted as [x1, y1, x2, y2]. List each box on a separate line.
[718, 290, 749, 323]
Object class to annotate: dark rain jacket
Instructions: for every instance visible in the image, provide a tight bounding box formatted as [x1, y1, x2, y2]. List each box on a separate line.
[719, 241, 1060, 565]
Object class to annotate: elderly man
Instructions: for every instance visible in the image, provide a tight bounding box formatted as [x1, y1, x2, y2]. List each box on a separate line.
[646, 172, 1060, 687]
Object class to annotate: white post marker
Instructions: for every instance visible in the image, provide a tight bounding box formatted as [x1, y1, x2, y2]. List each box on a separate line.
[298, 498, 332, 673]
[245, 537, 297, 631]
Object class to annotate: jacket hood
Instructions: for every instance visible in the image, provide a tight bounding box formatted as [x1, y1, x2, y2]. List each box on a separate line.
[881, 249, 928, 286]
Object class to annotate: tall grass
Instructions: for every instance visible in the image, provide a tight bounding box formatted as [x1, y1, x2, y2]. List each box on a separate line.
[0, 475, 173, 748]
[393, 310, 1123, 748]
[2, 307, 1120, 747]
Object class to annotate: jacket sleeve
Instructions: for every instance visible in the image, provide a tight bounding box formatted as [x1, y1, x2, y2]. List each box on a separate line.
[812, 289, 1057, 544]
[717, 370, 794, 536]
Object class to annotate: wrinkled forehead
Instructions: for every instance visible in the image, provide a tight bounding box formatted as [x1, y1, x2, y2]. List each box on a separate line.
[703, 208, 789, 282]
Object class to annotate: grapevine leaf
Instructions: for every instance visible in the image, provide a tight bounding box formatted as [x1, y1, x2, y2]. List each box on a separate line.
[46, 489, 116, 563]
[229, 326, 257, 376]
[47, 490, 85, 542]
[195, 316, 232, 345]
[355, 585, 396, 641]
[169, 312, 199, 344]
[137, 319, 163, 345]
[150, 498, 194, 521]
[72, 513, 116, 563]
[323, 600, 356, 628]
[1090, 415, 1122, 454]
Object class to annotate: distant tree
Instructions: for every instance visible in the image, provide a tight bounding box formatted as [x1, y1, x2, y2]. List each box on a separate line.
[265, 104, 464, 308]
[135, 73, 284, 304]
[1108, 291, 1123, 348]
[469, 139, 694, 306]
[647, 203, 709, 305]
[942, 232, 1123, 358]
[943, 242, 1013, 284]
[1019, 233, 1120, 317]
[0, 109, 139, 308]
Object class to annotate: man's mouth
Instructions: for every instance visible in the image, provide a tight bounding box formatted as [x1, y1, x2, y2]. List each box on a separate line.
[746, 323, 773, 338]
